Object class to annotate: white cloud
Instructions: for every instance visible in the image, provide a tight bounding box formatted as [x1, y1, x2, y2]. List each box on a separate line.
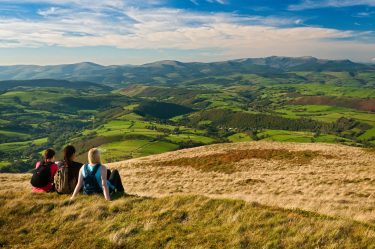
[190, 0, 199, 5]
[289, 0, 375, 11]
[0, 1, 374, 62]
[206, 0, 226, 4]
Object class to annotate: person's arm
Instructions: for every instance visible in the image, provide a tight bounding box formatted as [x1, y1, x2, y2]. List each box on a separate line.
[101, 166, 111, 201]
[70, 168, 84, 200]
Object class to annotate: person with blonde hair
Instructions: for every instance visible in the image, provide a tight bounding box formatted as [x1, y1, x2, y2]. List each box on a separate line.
[70, 148, 124, 201]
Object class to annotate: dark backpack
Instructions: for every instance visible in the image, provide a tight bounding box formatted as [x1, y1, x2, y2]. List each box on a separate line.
[30, 162, 52, 188]
[54, 161, 77, 194]
[83, 164, 102, 195]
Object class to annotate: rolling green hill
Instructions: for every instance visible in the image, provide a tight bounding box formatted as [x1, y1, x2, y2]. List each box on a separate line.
[0, 79, 111, 91]
[0, 56, 373, 86]
[0, 56, 374, 173]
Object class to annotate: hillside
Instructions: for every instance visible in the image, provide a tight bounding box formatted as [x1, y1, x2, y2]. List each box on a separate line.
[0, 56, 373, 86]
[1, 141, 374, 248]
[0, 79, 111, 91]
[109, 141, 375, 222]
[1, 56, 374, 173]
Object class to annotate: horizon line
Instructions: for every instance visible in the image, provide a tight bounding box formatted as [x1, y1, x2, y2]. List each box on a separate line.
[0, 55, 373, 67]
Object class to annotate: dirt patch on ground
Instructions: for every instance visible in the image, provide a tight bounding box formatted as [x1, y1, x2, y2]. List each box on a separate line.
[151, 149, 331, 174]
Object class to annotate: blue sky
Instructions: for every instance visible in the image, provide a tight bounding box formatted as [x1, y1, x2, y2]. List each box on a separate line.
[0, 0, 374, 65]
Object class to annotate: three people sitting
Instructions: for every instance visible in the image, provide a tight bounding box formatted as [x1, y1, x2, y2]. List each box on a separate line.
[31, 146, 124, 201]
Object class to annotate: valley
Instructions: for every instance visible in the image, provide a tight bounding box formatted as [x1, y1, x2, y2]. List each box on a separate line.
[1, 57, 374, 173]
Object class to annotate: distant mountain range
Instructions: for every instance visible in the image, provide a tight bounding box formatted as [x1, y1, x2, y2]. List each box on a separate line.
[0, 79, 112, 91]
[0, 56, 373, 87]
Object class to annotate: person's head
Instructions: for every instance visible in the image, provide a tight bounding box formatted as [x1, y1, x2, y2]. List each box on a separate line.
[63, 145, 76, 166]
[88, 148, 101, 165]
[44, 148, 55, 162]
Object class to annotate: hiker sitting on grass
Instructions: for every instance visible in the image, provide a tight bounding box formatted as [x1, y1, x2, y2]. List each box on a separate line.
[70, 148, 124, 201]
[31, 149, 58, 193]
[54, 145, 83, 194]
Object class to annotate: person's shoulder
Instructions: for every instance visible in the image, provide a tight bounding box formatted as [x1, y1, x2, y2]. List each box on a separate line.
[73, 161, 83, 168]
[99, 164, 107, 170]
[50, 163, 58, 172]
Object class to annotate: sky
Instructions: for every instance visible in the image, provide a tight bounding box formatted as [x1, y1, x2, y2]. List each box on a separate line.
[0, 0, 374, 65]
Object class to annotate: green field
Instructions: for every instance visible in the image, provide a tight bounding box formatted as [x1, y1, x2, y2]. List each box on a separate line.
[359, 127, 375, 139]
[99, 140, 176, 162]
[227, 133, 253, 142]
[1, 69, 374, 172]
[0, 161, 10, 170]
[259, 130, 343, 143]
[0, 130, 30, 139]
[275, 105, 375, 124]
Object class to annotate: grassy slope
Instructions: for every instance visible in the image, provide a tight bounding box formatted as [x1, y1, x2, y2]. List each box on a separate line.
[110, 141, 375, 223]
[0, 175, 374, 249]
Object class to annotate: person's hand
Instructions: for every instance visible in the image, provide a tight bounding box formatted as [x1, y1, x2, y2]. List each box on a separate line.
[69, 197, 75, 204]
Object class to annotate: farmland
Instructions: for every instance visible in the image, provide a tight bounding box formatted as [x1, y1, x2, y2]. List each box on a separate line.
[0, 58, 374, 172]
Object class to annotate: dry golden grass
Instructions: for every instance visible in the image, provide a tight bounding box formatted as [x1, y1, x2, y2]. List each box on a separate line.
[110, 141, 375, 223]
[1, 141, 375, 248]
[1, 176, 375, 249]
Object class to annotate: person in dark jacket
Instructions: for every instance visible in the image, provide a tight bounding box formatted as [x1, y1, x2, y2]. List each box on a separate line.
[61, 145, 83, 191]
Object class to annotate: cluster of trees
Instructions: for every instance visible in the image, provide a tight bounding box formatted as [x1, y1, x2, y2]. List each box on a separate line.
[188, 109, 373, 140]
[190, 109, 324, 132]
[146, 125, 181, 135]
[135, 101, 193, 119]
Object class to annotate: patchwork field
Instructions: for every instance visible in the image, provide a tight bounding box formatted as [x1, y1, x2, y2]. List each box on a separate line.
[73, 113, 215, 163]
[1, 69, 375, 173]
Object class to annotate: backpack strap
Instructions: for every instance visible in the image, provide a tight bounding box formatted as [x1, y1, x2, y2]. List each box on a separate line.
[83, 164, 89, 177]
[84, 163, 101, 177]
[92, 164, 101, 176]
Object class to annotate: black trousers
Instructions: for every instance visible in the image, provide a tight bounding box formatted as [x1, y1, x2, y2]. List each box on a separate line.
[107, 169, 124, 192]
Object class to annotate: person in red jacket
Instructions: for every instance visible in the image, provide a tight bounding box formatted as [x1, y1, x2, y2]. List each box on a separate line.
[31, 149, 58, 193]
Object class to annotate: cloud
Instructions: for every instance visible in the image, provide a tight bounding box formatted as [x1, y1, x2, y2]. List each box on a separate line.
[0, 0, 374, 63]
[189, 0, 226, 5]
[289, 0, 375, 11]
[355, 11, 375, 17]
[206, 0, 226, 4]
